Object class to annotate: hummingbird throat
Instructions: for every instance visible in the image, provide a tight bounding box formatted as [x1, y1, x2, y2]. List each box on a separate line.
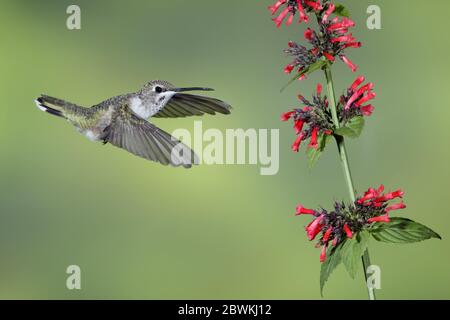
[130, 92, 176, 119]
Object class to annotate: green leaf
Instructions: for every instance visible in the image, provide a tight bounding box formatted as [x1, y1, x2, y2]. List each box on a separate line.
[370, 218, 442, 244]
[306, 133, 332, 168]
[334, 116, 365, 138]
[280, 60, 327, 92]
[334, 3, 350, 17]
[341, 231, 370, 279]
[304, 59, 328, 75]
[320, 241, 344, 296]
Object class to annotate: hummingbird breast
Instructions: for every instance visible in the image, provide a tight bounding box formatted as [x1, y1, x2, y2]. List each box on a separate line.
[130, 96, 154, 119]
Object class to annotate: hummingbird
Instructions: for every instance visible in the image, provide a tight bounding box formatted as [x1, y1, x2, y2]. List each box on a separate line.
[35, 80, 231, 168]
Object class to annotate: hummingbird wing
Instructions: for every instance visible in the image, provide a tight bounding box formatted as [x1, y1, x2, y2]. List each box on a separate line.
[152, 93, 231, 118]
[104, 105, 198, 168]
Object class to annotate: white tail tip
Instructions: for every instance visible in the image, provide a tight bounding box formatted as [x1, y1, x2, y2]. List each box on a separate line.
[35, 99, 47, 112]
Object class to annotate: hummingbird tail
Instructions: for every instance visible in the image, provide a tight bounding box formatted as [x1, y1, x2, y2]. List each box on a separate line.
[35, 95, 68, 118]
[35, 95, 84, 119]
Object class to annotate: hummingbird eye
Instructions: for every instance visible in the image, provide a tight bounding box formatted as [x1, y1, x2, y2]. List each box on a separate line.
[154, 86, 163, 93]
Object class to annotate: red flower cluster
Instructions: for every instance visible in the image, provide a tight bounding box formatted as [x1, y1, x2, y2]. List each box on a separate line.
[272, 0, 362, 77]
[358, 185, 406, 223]
[296, 185, 406, 262]
[283, 41, 319, 80]
[323, 16, 361, 72]
[284, 12, 361, 75]
[268, 0, 325, 28]
[281, 84, 333, 152]
[339, 76, 376, 120]
[281, 76, 375, 154]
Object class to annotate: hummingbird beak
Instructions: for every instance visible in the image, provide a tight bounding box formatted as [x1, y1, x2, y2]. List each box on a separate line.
[173, 87, 215, 93]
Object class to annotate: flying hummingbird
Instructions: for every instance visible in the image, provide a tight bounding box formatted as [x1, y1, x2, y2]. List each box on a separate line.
[35, 80, 231, 168]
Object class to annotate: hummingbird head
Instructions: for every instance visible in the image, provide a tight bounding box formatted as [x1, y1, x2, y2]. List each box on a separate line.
[139, 80, 215, 106]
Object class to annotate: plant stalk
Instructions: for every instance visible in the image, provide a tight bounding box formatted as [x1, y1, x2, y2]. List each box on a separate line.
[323, 65, 376, 300]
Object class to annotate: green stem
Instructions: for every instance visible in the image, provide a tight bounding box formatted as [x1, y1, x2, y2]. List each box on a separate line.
[324, 65, 376, 301]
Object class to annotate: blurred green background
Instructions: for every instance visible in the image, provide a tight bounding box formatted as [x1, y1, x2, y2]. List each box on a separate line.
[0, 0, 449, 299]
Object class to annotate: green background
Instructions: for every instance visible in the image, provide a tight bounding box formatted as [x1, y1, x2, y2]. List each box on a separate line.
[0, 0, 449, 299]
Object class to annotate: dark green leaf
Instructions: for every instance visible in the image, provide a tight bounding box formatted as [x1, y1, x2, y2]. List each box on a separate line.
[280, 60, 327, 92]
[370, 218, 441, 244]
[334, 116, 365, 138]
[320, 241, 344, 296]
[306, 133, 332, 168]
[341, 231, 370, 279]
[334, 3, 350, 17]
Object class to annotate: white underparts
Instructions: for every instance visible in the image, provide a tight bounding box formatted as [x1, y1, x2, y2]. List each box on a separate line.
[84, 130, 100, 141]
[129, 92, 176, 119]
[130, 97, 152, 119]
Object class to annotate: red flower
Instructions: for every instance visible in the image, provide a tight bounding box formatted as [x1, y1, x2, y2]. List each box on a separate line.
[281, 111, 295, 121]
[292, 132, 306, 152]
[268, 0, 319, 27]
[343, 42, 362, 49]
[286, 12, 294, 26]
[343, 223, 353, 239]
[368, 214, 391, 223]
[385, 202, 406, 213]
[322, 3, 336, 23]
[323, 227, 333, 242]
[357, 83, 375, 96]
[345, 82, 374, 110]
[340, 55, 358, 72]
[320, 244, 327, 263]
[323, 52, 335, 62]
[304, 0, 322, 11]
[355, 92, 376, 107]
[342, 76, 376, 118]
[331, 35, 356, 44]
[328, 18, 356, 32]
[308, 127, 319, 149]
[296, 204, 316, 216]
[350, 75, 365, 91]
[375, 189, 404, 202]
[304, 28, 313, 41]
[296, 185, 408, 263]
[268, 0, 287, 15]
[282, 88, 334, 156]
[294, 120, 305, 134]
[281, 6, 361, 73]
[306, 215, 324, 241]
[316, 83, 322, 96]
[358, 186, 406, 221]
[360, 104, 374, 116]
[284, 64, 295, 74]
[296, 0, 308, 23]
[358, 185, 385, 204]
[273, 7, 291, 28]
